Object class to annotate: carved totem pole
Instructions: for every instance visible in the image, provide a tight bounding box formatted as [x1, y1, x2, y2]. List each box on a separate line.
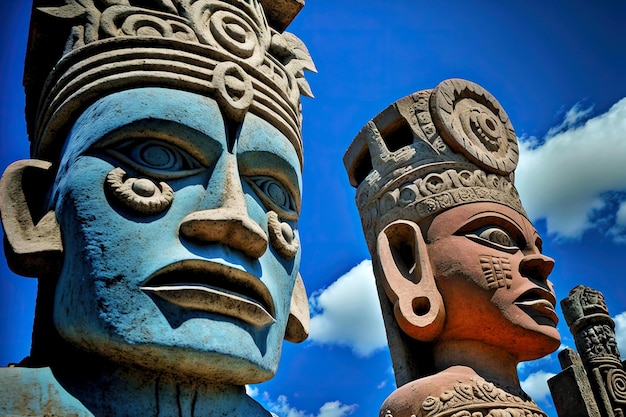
[549, 285, 626, 417]
[344, 79, 560, 417]
[0, 0, 314, 416]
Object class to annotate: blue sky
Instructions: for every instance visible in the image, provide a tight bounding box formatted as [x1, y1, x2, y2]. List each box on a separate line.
[2, 1, 626, 416]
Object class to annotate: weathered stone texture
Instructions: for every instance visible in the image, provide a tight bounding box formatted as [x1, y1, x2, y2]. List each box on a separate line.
[345, 79, 560, 416]
[550, 285, 626, 417]
[0, 0, 314, 415]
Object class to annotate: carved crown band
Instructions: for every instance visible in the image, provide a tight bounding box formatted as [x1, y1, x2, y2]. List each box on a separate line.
[28, 0, 315, 168]
[356, 165, 525, 244]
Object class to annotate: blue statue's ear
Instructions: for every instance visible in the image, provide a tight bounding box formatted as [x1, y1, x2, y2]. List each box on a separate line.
[284, 273, 309, 343]
[0, 159, 63, 277]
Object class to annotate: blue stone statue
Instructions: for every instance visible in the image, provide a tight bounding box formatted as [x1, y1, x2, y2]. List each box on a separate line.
[0, 1, 315, 415]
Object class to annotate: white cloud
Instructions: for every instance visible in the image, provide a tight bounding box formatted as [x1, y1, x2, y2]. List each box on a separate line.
[546, 102, 594, 137]
[609, 202, 626, 242]
[516, 97, 626, 239]
[317, 401, 357, 417]
[308, 260, 387, 357]
[263, 393, 357, 417]
[520, 370, 556, 401]
[246, 385, 259, 397]
[616, 203, 626, 226]
[614, 311, 626, 354]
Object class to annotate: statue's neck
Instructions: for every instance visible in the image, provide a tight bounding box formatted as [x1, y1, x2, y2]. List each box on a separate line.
[433, 339, 522, 396]
[48, 355, 270, 417]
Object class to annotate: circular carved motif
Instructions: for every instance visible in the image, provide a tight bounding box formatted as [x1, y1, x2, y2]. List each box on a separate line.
[105, 167, 174, 215]
[213, 62, 253, 122]
[430, 79, 518, 175]
[608, 369, 626, 404]
[267, 211, 299, 259]
[210, 11, 259, 60]
[190, 1, 268, 66]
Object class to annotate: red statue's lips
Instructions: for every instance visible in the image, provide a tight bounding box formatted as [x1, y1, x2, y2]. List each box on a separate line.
[514, 288, 558, 326]
[141, 260, 275, 328]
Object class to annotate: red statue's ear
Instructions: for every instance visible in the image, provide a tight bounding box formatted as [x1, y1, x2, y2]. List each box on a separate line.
[376, 220, 445, 342]
[0, 159, 63, 277]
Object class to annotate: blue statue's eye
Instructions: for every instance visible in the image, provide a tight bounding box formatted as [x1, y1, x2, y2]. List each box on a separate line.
[245, 176, 297, 218]
[266, 182, 289, 208]
[131, 142, 195, 171]
[104, 139, 204, 179]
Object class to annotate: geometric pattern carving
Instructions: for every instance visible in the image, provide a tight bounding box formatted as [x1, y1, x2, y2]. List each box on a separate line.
[551, 285, 626, 417]
[345, 80, 528, 248]
[31, 0, 315, 167]
[430, 79, 519, 176]
[608, 369, 626, 405]
[480, 255, 512, 289]
[420, 377, 547, 417]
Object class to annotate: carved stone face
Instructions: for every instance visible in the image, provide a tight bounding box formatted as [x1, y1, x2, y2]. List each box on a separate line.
[51, 87, 301, 383]
[425, 202, 560, 360]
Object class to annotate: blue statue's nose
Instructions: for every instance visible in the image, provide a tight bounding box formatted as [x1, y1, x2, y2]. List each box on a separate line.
[179, 154, 268, 258]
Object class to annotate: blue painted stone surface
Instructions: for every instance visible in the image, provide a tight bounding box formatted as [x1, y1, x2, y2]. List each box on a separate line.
[0, 88, 302, 416]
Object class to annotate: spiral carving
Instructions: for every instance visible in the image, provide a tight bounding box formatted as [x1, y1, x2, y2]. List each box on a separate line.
[189, 0, 270, 66]
[101, 6, 198, 42]
[105, 167, 174, 215]
[608, 369, 626, 404]
[430, 79, 518, 176]
[267, 211, 299, 259]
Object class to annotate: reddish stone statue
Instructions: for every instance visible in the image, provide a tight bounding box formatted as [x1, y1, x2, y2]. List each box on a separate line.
[344, 79, 560, 417]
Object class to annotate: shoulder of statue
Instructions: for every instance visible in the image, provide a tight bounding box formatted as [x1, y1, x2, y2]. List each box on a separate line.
[0, 366, 93, 417]
[379, 368, 547, 417]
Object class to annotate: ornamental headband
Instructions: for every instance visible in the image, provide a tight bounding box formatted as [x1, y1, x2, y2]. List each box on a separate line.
[344, 79, 526, 244]
[24, 0, 315, 168]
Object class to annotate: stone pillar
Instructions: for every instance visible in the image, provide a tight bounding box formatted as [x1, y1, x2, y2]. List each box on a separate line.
[549, 286, 626, 417]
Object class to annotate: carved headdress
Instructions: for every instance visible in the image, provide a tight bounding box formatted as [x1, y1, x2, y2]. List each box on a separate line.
[344, 78, 524, 248]
[25, 0, 315, 167]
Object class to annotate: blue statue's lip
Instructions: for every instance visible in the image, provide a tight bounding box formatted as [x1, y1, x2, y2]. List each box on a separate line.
[141, 260, 276, 328]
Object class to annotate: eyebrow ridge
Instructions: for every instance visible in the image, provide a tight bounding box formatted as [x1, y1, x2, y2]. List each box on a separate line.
[466, 209, 525, 232]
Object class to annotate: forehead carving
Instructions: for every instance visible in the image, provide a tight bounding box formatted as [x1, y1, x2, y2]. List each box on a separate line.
[25, 0, 315, 168]
[344, 79, 526, 245]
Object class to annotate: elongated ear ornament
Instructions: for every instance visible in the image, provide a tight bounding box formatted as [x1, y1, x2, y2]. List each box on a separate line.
[376, 220, 445, 342]
[284, 273, 309, 343]
[0, 159, 62, 277]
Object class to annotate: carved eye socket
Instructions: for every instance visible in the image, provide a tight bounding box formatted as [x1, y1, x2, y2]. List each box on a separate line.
[245, 176, 298, 220]
[465, 226, 520, 253]
[478, 227, 515, 247]
[105, 139, 204, 179]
